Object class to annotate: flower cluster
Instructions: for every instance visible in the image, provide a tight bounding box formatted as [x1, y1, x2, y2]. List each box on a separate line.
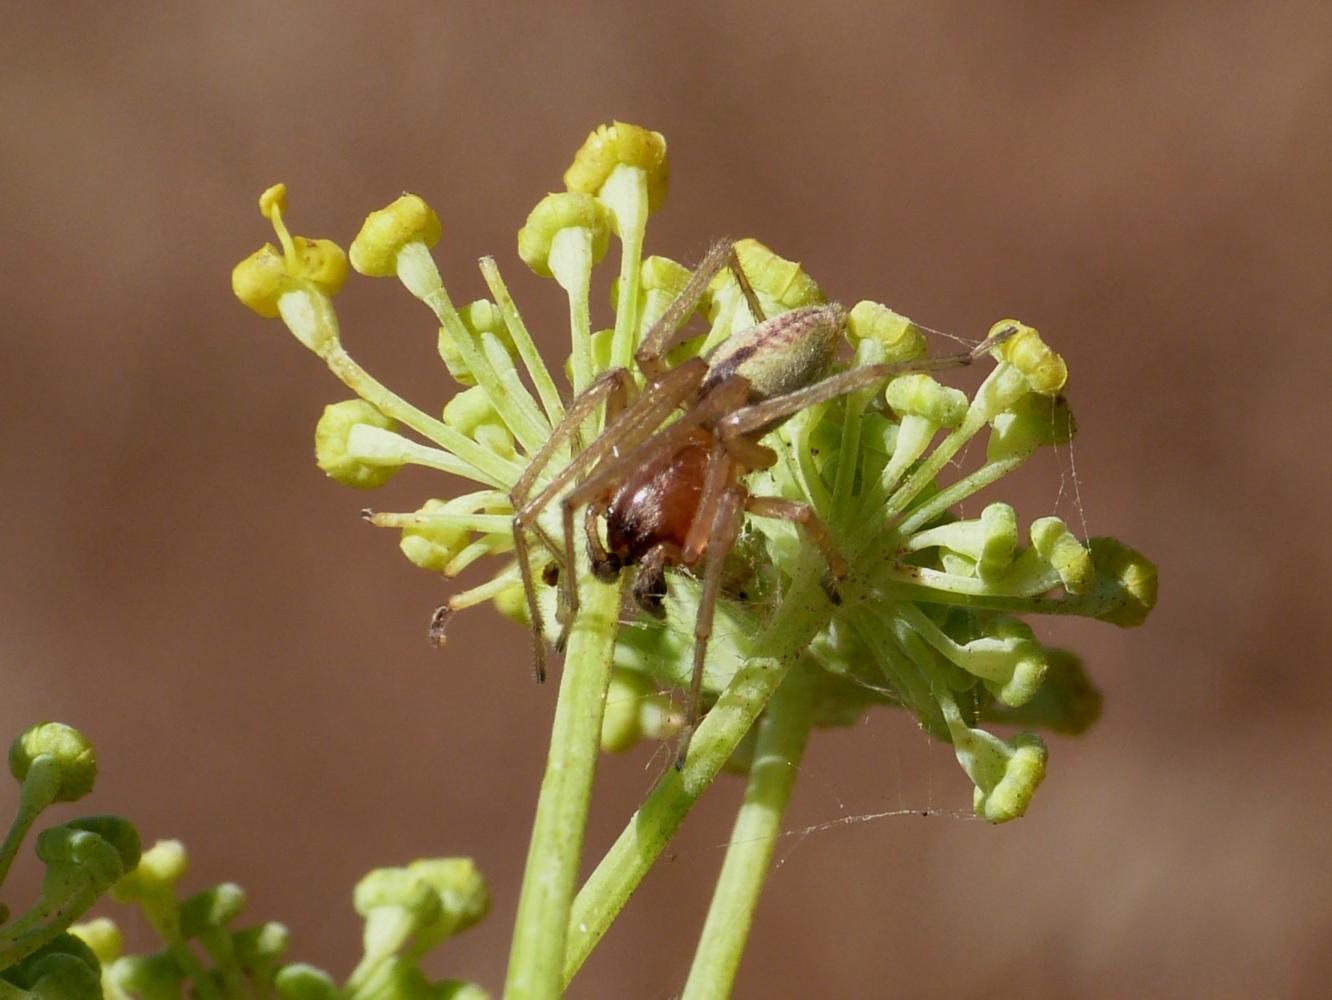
[0, 722, 141, 993]
[80, 842, 489, 1000]
[233, 121, 1156, 822]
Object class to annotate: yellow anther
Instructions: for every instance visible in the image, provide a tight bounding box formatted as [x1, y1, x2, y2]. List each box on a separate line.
[563, 121, 669, 213]
[517, 192, 613, 279]
[991, 320, 1068, 395]
[350, 194, 442, 277]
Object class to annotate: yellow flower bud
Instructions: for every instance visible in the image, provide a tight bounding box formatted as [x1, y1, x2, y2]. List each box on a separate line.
[399, 499, 469, 573]
[707, 238, 824, 313]
[991, 320, 1068, 395]
[9, 722, 97, 802]
[1030, 517, 1093, 595]
[973, 733, 1047, 823]
[885, 373, 969, 428]
[349, 194, 442, 277]
[1088, 539, 1158, 627]
[564, 121, 669, 213]
[847, 300, 927, 361]
[314, 400, 400, 490]
[517, 192, 613, 279]
[232, 236, 348, 319]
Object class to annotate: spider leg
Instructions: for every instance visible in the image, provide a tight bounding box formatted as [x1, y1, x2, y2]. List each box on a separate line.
[675, 484, 746, 770]
[511, 367, 634, 682]
[715, 324, 1019, 441]
[524, 359, 710, 656]
[635, 238, 767, 380]
[630, 542, 683, 618]
[745, 495, 847, 603]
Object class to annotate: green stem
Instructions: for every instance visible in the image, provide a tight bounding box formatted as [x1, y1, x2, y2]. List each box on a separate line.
[0, 759, 59, 887]
[397, 242, 549, 456]
[562, 565, 832, 987]
[478, 257, 567, 428]
[682, 663, 815, 1000]
[323, 347, 520, 488]
[503, 578, 621, 1000]
[895, 453, 1026, 537]
[602, 167, 648, 372]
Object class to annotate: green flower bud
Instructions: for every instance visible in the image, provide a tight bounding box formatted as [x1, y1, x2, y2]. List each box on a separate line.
[463, 299, 518, 358]
[354, 866, 444, 961]
[885, 373, 969, 428]
[179, 882, 246, 938]
[907, 503, 1018, 579]
[989, 320, 1067, 395]
[1030, 517, 1093, 595]
[611, 255, 695, 332]
[108, 951, 187, 1000]
[1, 934, 101, 999]
[564, 121, 669, 214]
[35, 824, 131, 891]
[233, 921, 292, 975]
[973, 617, 1048, 707]
[985, 391, 1075, 462]
[10, 723, 97, 802]
[846, 300, 927, 361]
[639, 254, 692, 298]
[112, 839, 187, 905]
[982, 648, 1101, 735]
[443, 386, 499, 436]
[1086, 538, 1159, 627]
[735, 238, 824, 310]
[706, 239, 824, 320]
[518, 192, 613, 280]
[399, 499, 469, 573]
[69, 916, 122, 963]
[564, 328, 615, 385]
[350, 194, 442, 278]
[315, 399, 401, 489]
[274, 963, 339, 1000]
[405, 857, 490, 938]
[970, 731, 1047, 823]
[441, 386, 515, 460]
[59, 815, 142, 875]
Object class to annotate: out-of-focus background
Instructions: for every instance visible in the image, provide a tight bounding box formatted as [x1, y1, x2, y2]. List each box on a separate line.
[2, 3, 1329, 997]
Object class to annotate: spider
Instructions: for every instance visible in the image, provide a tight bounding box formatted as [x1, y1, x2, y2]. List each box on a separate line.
[505, 238, 1012, 767]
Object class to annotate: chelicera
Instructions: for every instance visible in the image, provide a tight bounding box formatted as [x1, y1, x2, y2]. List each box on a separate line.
[506, 238, 1012, 767]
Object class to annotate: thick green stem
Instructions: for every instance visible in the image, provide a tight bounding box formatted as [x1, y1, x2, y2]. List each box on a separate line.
[503, 578, 621, 1000]
[562, 565, 831, 987]
[682, 664, 815, 1000]
[560, 658, 790, 988]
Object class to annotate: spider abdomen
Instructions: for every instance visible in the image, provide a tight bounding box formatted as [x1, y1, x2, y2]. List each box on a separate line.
[605, 437, 710, 564]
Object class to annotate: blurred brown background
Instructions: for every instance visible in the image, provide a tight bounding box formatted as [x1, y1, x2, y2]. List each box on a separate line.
[2, 2, 1329, 997]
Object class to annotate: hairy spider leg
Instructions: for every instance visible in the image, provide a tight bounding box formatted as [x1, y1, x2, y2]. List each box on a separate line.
[744, 495, 848, 601]
[668, 324, 1020, 762]
[514, 359, 711, 674]
[509, 367, 634, 681]
[554, 372, 751, 653]
[676, 481, 746, 769]
[634, 237, 767, 379]
[715, 324, 1018, 442]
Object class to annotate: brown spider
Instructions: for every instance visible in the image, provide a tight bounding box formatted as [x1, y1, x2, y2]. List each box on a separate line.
[508, 238, 1012, 767]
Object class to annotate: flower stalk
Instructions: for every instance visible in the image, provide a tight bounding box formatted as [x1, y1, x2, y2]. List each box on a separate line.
[682, 661, 815, 1000]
